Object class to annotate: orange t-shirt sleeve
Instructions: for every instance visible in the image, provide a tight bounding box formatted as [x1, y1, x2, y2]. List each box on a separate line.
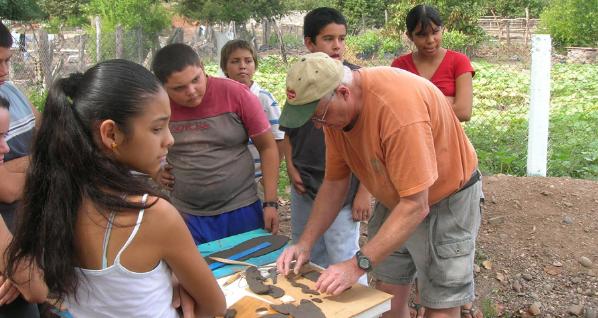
[384, 121, 438, 197]
[324, 131, 351, 181]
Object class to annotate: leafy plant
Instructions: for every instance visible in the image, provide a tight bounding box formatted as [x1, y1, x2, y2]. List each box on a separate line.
[337, 0, 388, 32]
[346, 30, 402, 59]
[484, 0, 549, 18]
[0, 0, 45, 20]
[84, 0, 169, 62]
[538, 0, 598, 48]
[442, 30, 469, 53]
[27, 88, 48, 112]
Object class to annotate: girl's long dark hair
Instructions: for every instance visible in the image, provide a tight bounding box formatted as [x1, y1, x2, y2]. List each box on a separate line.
[5, 59, 167, 302]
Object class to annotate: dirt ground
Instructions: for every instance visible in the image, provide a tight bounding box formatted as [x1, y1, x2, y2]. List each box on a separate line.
[278, 175, 598, 317]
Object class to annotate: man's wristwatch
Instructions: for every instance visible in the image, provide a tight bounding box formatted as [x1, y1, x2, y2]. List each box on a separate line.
[355, 250, 373, 272]
[262, 201, 279, 209]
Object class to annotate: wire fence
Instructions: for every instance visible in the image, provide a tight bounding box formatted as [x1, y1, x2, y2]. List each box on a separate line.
[5, 20, 597, 180]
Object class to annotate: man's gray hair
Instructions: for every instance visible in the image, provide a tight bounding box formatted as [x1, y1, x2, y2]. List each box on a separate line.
[340, 65, 353, 85]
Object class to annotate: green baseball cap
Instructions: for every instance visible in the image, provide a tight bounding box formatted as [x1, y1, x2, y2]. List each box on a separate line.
[279, 52, 344, 128]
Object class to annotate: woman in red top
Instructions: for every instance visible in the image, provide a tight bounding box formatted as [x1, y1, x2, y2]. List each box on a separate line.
[393, 5, 479, 318]
[391, 4, 475, 122]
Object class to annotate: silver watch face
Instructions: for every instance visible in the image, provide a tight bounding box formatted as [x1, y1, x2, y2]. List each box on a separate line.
[359, 257, 370, 269]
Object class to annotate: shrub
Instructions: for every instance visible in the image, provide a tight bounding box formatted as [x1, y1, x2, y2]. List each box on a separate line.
[27, 88, 48, 112]
[539, 0, 598, 48]
[442, 30, 469, 53]
[85, 0, 170, 62]
[346, 30, 403, 59]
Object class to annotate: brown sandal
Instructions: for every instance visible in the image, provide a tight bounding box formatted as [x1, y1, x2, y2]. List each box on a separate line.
[461, 305, 483, 318]
[409, 302, 426, 318]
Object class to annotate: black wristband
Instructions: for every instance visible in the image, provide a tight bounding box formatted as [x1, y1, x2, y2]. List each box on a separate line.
[262, 201, 279, 209]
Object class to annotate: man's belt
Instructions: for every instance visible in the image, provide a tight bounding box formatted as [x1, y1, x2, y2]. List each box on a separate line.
[458, 169, 481, 193]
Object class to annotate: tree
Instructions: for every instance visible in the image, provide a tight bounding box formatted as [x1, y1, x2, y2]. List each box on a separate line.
[177, 0, 252, 24]
[177, 0, 288, 24]
[85, 0, 170, 62]
[539, 0, 597, 47]
[337, 0, 389, 32]
[484, 0, 549, 18]
[284, 0, 337, 11]
[37, 0, 89, 29]
[86, 0, 170, 34]
[37, 0, 88, 21]
[0, 0, 45, 20]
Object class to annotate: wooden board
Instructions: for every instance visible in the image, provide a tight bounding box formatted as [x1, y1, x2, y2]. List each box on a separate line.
[226, 296, 277, 318]
[250, 265, 392, 318]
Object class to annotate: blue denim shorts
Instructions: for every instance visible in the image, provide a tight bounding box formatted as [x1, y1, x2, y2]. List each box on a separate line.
[368, 180, 482, 309]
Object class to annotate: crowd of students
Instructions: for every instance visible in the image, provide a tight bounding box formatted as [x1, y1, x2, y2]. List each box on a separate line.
[0, 4, 482, 318]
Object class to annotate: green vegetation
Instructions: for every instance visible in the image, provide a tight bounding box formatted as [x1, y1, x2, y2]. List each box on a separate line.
[484, 0, 548, 18]
[346, 31, 403, 59]
[0, 0, 45, 20]
[28, 88, 48, 112]
[85, 0, 170, 62]
[539, 0, 598, 48]
[466, 61, 598, 179]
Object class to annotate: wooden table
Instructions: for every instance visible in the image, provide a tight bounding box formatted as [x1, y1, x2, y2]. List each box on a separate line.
[217, 263, 392, 318]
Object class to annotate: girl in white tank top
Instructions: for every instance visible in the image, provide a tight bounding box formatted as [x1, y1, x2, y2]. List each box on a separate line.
[4, 60, 226, 317]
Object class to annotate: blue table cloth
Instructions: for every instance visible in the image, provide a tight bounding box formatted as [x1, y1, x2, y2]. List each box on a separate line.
[198, 229, 289, 278]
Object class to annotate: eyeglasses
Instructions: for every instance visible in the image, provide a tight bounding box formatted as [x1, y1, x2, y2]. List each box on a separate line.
[311, 92, 335, 124]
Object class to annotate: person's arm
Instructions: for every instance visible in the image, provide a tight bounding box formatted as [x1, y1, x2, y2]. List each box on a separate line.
[360, 189, 429, 266]
[281, 135, 305, 194]
[351, 183, 373, 221]
[0, 166, 26, 203]
[0, 217, 48, 303]
[277, 175, 350, 275]
[157, 199, 226, 317]
[252, 131, 280, 234]
[276, 139, 285, 162]
[315, 189, 430, 295]
[452, 72, 473, 122]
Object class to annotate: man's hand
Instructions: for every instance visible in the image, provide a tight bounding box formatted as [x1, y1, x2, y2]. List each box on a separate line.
[0, 275, 20, 305]
[276, 243, 311, 276]
[287, 164, 306, 194]
[157, 164, 175, 191]
[316, 258, 364, 296]
[352, 189, 372, 222]
[263, 206, 279, 234]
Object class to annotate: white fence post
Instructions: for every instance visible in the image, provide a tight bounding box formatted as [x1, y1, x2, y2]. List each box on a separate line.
[527, 34, 551, 176]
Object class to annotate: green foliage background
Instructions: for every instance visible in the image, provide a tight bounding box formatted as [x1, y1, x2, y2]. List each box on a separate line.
[0, 0, 45, 20]
[84, 0, 170, 62]
[539, 0, 598, 48]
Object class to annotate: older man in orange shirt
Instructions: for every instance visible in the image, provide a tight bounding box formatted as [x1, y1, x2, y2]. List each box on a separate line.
[276, 53, 482, 318]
